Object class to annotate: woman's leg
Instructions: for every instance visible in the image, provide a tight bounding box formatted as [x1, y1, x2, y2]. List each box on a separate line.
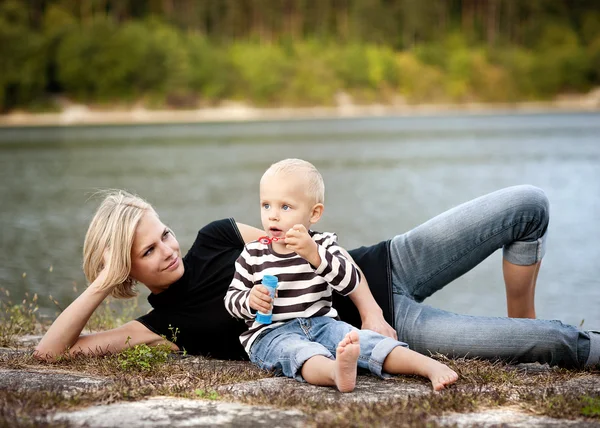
[394, 295, 599, 368]
[389, 185, 600, 367]
[503, 259, 540, 318]
[389, 185, 549, 305]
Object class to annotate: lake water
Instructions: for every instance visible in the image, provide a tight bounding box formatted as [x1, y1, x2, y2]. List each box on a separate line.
[0, 112, 599, 328]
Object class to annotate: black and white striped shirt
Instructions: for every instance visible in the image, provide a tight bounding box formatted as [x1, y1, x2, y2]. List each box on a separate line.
[224, 231, 360, 353]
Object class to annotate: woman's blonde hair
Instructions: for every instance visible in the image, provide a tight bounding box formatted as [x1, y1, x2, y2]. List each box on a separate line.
[82, 190, 153, 299]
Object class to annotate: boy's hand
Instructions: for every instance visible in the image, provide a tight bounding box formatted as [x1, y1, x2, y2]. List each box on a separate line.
[249, 284, 273, 313]
[285, 224, 321, 267]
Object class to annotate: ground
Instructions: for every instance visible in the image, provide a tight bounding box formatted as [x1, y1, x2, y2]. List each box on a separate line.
[1, 337, 599, 427]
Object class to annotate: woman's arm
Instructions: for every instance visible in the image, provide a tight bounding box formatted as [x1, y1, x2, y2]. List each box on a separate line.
[35, 273, 173, 360]
[236, 222, 264, 244]
[337, 247, 398, 340]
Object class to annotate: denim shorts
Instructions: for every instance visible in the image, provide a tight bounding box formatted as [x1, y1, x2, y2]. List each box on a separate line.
[249, 316, 407, 381]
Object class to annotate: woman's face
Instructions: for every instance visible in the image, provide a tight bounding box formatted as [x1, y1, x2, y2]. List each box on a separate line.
[129, 211, 184, 292]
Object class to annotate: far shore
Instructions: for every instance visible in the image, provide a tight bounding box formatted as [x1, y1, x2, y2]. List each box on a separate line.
[1, 96, 599, 128]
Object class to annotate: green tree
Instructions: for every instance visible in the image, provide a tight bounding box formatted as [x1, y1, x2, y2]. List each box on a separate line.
[0, 1, 47, 111]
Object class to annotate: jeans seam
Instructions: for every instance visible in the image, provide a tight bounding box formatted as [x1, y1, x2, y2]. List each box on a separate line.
[385, 240, 395, 324]
[412, 216, 537, 296]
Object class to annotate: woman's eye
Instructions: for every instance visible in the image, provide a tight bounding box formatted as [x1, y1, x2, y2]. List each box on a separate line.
[144, 247, 154, 257]
[163, 230, 171, 239]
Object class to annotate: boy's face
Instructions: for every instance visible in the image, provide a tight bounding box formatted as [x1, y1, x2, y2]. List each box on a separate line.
[260, 172, 318, 240]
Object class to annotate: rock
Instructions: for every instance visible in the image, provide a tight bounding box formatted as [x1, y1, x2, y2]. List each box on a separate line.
[218, 374, 430, 404]
[434, 408, 597, 427]
[0, 369, 110, 397]
[15, 334, 44, 347]
[560, 374, 600, 394]
[52, 396, 307, 427]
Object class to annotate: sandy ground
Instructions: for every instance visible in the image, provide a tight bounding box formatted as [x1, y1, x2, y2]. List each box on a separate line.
[1, 93, 599, 128]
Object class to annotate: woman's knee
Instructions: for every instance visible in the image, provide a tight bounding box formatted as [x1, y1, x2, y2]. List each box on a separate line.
[510, 185, 549, 224]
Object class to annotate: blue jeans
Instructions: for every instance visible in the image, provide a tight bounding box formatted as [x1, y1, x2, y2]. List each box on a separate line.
[389, 185, 600, 368]
[249, 317, 407, 381]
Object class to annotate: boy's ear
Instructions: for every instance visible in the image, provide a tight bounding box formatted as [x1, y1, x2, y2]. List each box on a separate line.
[309, 203, 324, 224]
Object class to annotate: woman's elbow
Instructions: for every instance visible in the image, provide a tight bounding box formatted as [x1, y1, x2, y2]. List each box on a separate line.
[33, 339, 67, 361]
[33, 345, 55, 361]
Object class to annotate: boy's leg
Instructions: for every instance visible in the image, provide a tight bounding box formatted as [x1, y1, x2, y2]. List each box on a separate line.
[301, 331, 361, 393]
[249, 319, 362, 391]
[352, 327, 457, 391]
[381, 345, 458, 391]
[249, 320, 333, 382]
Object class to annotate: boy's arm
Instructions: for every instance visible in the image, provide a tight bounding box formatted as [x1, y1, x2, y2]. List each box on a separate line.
[224, 252, 255, 320]
[285, 226, 359, 295]
[313, 241, 361, 296]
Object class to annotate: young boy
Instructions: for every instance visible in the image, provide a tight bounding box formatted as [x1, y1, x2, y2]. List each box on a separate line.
[224, 158, 458, 392]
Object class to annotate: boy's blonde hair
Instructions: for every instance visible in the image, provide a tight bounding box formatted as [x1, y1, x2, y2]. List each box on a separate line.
[262, 158, 325, 204]
[82, 190, 153, 299]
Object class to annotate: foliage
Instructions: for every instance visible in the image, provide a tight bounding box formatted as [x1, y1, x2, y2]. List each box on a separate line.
[115, 326, 179, 373]
[1, 0, 600, 111]
[116, 340, 171, 372]
[0, 1, 47, 111]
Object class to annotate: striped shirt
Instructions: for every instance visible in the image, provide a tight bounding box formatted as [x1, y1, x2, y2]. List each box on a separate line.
[224, 231, 361, 353]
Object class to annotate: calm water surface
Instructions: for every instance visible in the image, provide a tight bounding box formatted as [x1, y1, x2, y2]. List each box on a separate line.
[0, 112, 599, 327]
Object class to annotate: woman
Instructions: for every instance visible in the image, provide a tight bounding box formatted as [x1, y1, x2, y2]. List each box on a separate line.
[35, 185, 600, 368]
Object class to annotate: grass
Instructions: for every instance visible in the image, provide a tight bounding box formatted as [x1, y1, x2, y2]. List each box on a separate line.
[1, 291, 600, 427]
[0, 289, 41, 348]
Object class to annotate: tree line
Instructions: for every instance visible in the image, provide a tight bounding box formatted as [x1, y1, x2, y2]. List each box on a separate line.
[1, 0, 599, 111]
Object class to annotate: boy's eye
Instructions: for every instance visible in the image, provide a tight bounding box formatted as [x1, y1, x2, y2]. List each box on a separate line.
[282, 205, 290, 211]
[263, 203, 270, 210]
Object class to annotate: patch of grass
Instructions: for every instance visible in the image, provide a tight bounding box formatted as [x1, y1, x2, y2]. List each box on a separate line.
[519, 390, 600, 420]
[581, 396, 600, 417]
[0, 289, 40, 347]
[116, 340, 171, 373]
[194, 389, 220, 400]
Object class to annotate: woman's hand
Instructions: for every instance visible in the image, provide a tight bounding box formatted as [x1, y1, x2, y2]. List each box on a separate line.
[249, 284, 273, 313]
[95, 248, 113, 287]
[285, 224, 321, 267]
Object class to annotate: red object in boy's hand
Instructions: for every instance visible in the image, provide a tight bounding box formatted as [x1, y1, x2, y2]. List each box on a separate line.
[258, 236, 284, 245]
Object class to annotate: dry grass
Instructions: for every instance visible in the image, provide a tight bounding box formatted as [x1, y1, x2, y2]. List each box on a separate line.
[1, 291, 599, 427]
[1, 348, 599, 427]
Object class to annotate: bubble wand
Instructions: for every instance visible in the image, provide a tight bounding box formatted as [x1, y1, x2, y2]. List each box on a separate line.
[258, 236, 284, 245]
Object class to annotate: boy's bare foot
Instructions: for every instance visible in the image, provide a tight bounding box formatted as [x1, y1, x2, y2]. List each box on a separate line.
[426, 360, 458, 391]
[334, 330, 360, 393]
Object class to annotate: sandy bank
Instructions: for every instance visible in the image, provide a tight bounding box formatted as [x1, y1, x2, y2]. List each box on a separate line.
[1, 92, 599, 128]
